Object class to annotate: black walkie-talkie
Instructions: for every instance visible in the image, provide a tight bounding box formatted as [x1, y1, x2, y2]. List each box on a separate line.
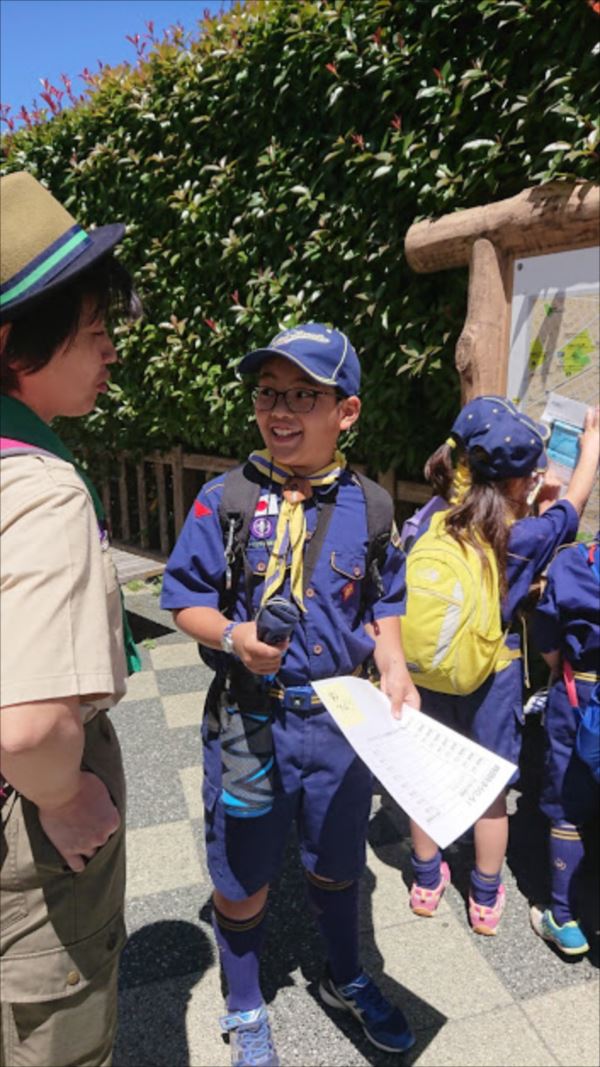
[255, 596, 300, 646]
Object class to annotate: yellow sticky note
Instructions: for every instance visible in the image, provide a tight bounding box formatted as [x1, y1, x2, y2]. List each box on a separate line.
[529, 337, 545, 370]
[317, 681, 365, 728]
[562, 331, 594, 377]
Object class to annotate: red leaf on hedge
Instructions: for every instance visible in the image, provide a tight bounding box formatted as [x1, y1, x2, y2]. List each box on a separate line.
[325, 63, 337, 75]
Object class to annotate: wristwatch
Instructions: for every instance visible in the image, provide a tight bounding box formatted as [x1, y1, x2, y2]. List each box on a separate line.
[220, 621, 238, 655]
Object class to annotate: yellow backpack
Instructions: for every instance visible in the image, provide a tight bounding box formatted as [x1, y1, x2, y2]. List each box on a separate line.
[400, 510, 507, 695]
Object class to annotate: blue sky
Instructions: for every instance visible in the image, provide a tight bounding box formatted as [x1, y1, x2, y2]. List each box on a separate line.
[1, 0, 235, 125]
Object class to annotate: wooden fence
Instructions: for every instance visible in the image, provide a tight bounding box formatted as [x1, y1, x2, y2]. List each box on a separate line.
[96, 448, 431, 559]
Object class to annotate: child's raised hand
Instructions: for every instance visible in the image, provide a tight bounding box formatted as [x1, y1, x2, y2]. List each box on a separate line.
[536, 471, 561, 512]
[579, 406, 600, 460]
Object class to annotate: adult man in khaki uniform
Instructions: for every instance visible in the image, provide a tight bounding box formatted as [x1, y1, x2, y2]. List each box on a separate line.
[0, 172, 140, 1067]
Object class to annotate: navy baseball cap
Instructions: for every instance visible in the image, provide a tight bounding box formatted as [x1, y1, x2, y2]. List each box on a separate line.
[451, 396, 549, 480]
[237, 322, 361, 396]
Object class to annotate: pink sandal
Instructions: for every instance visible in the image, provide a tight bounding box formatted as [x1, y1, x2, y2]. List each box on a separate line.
[468, 884, 506, 935]
[409, 861, 451, 917]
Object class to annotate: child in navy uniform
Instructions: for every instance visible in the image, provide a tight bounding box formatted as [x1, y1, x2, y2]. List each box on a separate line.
[530, 530, 600, 955]
[161, 324, 419, 1065]
[404, 397, 599, 936]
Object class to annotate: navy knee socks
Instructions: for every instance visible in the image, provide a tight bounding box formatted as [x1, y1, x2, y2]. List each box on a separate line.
[549, 822, 585, 925]
[305, 870, 360, 987]
[212, 900, 269, 1012]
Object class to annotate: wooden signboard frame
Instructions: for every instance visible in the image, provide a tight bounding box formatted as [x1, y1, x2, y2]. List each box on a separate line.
[404, 182, 599, 401]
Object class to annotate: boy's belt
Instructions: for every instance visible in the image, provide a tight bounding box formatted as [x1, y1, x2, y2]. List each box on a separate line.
[268, 664, 364, 711]
[268, 684, 322, 711]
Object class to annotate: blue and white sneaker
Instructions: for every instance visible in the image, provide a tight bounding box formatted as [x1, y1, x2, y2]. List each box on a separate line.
[220, 1005, 279, 1067]
[530, 906, 590, 956]
[319, 968, 416, 1054]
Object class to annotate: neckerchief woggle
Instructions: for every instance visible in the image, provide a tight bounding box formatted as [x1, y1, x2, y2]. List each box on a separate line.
[0, 394, 141, 674]
[248, 448, 346, 611]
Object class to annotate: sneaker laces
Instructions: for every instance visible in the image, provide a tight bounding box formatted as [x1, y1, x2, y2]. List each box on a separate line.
[344, 974, 393, 1024]
[228, 1013, 275, 1063]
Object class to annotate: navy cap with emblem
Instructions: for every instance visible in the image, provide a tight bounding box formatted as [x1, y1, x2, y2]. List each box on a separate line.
[451, 395, 549, 479]
[237, 322, 361, 396]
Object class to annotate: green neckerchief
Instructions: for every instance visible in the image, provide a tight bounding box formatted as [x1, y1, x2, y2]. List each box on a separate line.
[0, 394, 141, 674]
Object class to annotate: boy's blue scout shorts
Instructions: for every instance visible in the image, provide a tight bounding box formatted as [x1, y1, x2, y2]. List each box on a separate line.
[202, 692, 373, 901]
[417, 635, 524, 787]
[540, 678, 598, 824]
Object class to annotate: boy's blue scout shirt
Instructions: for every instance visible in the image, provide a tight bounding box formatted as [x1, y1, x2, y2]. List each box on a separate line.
[161, 469, 406, 687]
[533, 536, 600, 674]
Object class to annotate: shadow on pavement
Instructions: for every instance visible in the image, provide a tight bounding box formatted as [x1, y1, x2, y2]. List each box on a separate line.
[114, 920, 215, 1067]
[126, 609, 176, 643]
[198, 825, 446, 1065]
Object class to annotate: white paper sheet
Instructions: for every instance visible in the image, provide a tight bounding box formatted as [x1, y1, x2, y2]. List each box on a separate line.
[541, 392, 588, 431]
[312, 676, 517, 849]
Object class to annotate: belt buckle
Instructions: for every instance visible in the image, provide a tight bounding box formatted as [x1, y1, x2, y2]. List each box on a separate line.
[285, 687, 313, 712]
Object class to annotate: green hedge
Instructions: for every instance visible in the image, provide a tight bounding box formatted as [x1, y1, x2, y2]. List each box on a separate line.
[3, 0, 598, 477]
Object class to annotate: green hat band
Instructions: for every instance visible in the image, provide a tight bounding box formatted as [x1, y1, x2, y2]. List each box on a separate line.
[0, 224, 91, 310]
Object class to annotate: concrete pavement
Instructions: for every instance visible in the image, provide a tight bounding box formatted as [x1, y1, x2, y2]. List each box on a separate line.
[112, 586, 599, 1067]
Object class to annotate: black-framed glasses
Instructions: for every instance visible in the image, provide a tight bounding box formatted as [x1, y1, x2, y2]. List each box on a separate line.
[252, 386, 339, 414]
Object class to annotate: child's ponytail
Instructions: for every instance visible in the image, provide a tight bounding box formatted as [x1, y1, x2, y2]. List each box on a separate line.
[424, 438, 511, 596]
[424, 441, 455, 500]
[444, 475, 511, 597]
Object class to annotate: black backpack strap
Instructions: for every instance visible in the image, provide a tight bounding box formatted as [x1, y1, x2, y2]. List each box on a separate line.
[218, 462, 263, 617]
[301, 483, 338, 595]
[350, 471, 394, 610]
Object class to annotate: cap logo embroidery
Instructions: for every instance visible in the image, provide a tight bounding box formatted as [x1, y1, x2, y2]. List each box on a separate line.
[273, 329, 331, 346]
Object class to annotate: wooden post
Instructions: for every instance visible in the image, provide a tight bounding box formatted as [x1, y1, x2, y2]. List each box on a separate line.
[455, 238, 512, 401]
[154, 460, 170, 556]
[118, 456, 130, 543]
[404, 181, 599, 399]
[171, 446, 185, 536]
[136, 461, 149, 549]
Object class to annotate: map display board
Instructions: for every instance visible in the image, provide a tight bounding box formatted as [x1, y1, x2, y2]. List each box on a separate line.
[507, 246, 599, 535]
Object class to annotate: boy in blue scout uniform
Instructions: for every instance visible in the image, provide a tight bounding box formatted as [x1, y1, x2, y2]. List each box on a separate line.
[162, 323, 419, 1065]
[530, 530, 600, 955]
[404, 397, 599, 936]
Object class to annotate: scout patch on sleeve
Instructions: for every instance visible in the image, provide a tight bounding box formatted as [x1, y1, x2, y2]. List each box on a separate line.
[390, 521, 402, 550]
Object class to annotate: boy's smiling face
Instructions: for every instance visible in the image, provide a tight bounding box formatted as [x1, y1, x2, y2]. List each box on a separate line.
[254, 355, 360, 475]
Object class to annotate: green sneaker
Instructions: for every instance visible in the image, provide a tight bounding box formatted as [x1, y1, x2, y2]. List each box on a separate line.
[530, 906, 590, 956]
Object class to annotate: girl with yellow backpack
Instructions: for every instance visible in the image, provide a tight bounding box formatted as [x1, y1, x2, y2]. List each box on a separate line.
[401, 396, 599, 936]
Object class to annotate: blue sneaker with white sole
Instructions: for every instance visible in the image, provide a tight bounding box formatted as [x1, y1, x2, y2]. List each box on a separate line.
[220, 1005, 279, 1067]
[530, 906, 590, 956]
[319, 968, 415, 1054]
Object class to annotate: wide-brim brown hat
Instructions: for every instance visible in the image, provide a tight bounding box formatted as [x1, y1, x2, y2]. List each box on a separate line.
[0, 171, 125, 322]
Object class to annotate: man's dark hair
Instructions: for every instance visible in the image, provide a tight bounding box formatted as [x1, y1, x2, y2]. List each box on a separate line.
[1, 254, 140, 393]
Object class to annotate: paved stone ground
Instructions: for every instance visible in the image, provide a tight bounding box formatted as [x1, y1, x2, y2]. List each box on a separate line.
[112, 588, 599, 1067]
